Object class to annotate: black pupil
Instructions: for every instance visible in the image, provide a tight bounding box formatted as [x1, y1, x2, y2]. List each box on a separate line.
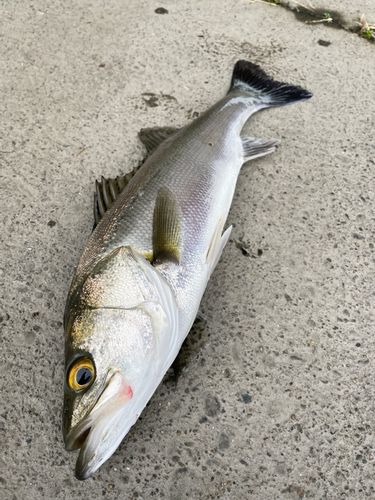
[76, 367, 92, 386]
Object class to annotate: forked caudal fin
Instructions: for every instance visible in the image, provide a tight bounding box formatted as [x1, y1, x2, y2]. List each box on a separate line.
[229, 60, 313, 107]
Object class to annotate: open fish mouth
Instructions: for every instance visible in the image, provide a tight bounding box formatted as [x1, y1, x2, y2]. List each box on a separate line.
[65, 371, 133, 480]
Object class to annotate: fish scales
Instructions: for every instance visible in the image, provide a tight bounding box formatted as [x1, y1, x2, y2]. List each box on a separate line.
[74, 103, 242, 282]
[63, 61, 312, 479]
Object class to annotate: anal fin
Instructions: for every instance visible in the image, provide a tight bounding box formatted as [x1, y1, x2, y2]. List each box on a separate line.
[242, 136, 280, 162]
[153, 187, 182, 265]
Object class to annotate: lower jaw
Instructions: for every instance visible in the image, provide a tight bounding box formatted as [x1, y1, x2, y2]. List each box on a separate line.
[66, 426, 91, 451]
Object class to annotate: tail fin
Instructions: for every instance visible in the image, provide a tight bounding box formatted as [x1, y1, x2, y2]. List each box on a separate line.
[229, 60, 312, 107]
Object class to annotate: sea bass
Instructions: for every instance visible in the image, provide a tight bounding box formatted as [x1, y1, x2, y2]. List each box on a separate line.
[63, 61, 312, 479]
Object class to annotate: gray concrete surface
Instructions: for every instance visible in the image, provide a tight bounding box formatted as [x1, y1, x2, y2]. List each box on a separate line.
[1, 0, 375, 498]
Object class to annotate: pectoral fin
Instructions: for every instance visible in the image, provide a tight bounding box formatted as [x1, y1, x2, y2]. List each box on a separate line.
[153, 187, 182, 265]
[206, 215, 232, 279]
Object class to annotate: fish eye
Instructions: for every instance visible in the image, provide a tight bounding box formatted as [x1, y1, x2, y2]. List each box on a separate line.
[68, 357, 95, 391]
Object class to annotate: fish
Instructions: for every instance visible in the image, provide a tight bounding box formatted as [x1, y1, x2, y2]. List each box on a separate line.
[63, 60, 312, 479]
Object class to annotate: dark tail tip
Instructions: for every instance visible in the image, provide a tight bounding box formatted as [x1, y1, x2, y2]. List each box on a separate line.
[230, 60, 313, 106]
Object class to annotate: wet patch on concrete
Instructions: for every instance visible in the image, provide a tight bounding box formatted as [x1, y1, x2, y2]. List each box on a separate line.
[318, 39, 332, 46]
[141, 92, 178, 109]
[235, 238, 266, 259]
[155, 7, 168, 15]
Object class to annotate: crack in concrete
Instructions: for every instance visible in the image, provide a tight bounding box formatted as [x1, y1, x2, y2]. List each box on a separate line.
[261, 0, 375, 43]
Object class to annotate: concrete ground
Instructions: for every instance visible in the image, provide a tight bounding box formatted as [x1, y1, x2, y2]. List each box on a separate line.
[1, 0, 375, 498]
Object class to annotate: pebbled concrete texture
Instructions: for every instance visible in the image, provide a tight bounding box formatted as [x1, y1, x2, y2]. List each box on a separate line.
[1, 0, 375, 499]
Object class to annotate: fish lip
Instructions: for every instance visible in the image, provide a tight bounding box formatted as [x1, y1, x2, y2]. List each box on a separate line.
[65, 370, 133, 480]
[75, 463, 92, 481]
[64, 369, 119, 451]
[64, 391, 102, 453]
[65, 425, 92, 452]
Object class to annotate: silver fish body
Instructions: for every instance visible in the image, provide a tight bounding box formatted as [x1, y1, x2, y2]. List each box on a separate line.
[63, 61, 312, 479]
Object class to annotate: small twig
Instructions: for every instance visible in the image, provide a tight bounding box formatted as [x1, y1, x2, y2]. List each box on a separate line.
[76, 147, 85, 157]
[0, 149, 13, 153]
[246, 0, 277, 6]
[291, 0, 315, 12]
[307, 18, 332, 23]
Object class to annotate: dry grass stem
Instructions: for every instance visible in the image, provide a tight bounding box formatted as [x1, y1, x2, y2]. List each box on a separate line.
[307, 18, 332, 23]
[291, 1, 315, 12]
[76, 147, 86, 157]
[246, 0, 277, 6]
[357, 14, 375, 34]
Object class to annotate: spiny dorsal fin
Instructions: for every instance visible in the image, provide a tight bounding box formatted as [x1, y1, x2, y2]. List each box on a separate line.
[153, 187, 181, 265]
[241, 136, 280, 162]
[139, 126, 180, 154]
[93, 169, 140, 228]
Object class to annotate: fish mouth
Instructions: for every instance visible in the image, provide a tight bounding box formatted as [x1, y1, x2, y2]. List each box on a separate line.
[65, 371, 133, 480]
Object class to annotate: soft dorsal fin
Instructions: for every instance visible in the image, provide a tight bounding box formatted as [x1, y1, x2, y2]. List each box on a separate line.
[139, 126, 180, 153]
[93, 170, 140, 228]
[152, 187, 181, 265]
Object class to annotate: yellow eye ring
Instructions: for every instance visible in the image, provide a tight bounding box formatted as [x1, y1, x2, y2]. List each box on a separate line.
[68, 357, 95, 391]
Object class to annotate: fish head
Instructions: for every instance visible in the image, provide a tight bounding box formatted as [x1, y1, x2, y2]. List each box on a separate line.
[63, 246, 179, 479]
[63, 308, 139, 480]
